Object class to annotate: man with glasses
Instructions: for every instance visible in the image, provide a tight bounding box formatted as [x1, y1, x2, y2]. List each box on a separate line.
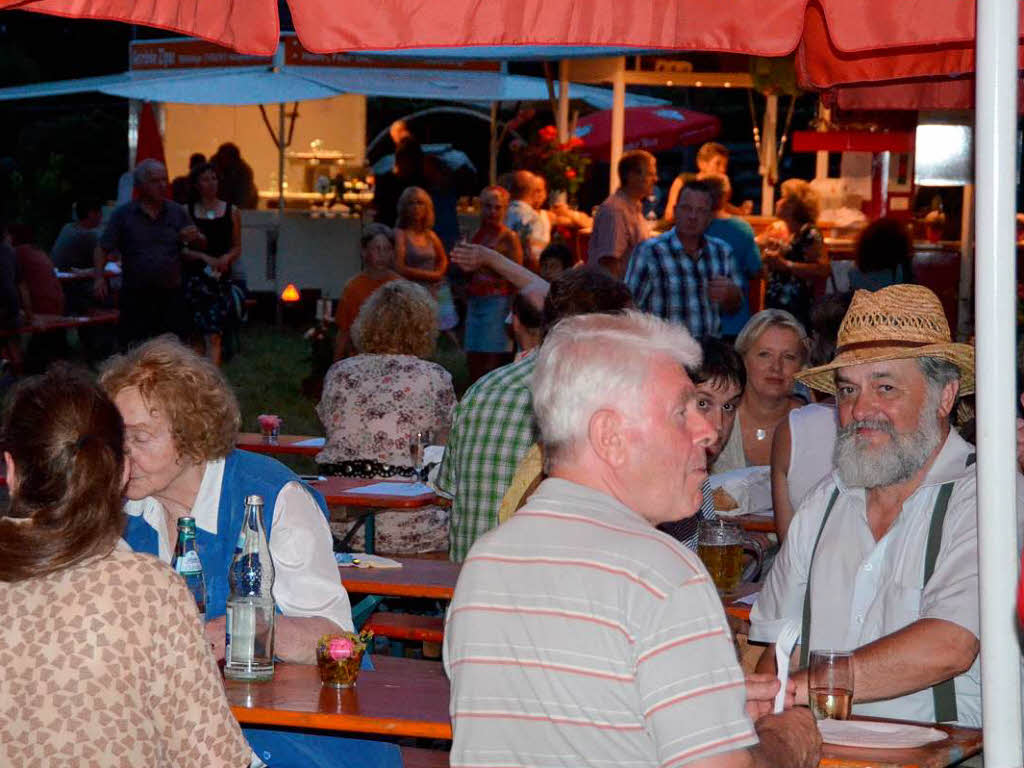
[625, 179, 741, 339]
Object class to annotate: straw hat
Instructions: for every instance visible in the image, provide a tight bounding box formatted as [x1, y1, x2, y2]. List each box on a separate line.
[796, 284, 974, 395]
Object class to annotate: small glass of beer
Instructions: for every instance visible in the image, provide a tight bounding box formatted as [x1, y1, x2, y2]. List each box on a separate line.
[808, 650, 855, 720]
[698, 520, 744, 593]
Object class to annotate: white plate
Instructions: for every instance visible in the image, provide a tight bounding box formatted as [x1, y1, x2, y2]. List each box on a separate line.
[818, 719, 948, 749]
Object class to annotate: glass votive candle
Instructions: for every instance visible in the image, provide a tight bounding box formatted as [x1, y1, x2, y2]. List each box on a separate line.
[316, 631, 372, 688]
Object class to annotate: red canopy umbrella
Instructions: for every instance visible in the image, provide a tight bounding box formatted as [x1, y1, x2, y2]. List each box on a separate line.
[574, 106, 719, 162]
[0, 0, 983, 60]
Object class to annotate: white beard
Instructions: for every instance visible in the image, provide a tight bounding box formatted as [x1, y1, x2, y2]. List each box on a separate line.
[833, 388, 944, 489]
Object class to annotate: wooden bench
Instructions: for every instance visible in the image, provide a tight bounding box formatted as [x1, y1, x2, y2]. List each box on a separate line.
[0, 309, 119, 339]
[401, 746, 449, 768]
[366, 612, 445, 644]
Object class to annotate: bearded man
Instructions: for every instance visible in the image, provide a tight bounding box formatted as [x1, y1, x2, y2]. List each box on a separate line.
[751, 284, 1023, 727]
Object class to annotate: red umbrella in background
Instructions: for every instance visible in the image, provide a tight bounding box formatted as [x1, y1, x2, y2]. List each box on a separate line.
[574, 106, 720, 163]
[135, 101, 165, 168]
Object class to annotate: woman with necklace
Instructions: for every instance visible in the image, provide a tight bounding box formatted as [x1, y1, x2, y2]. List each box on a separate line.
[182, 162, 239, 365]
[713, 309, 809, 472]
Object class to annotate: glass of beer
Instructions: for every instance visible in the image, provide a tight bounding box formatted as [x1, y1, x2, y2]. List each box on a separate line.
[808, 650, 854, 720]
[698, 520, 744, 593]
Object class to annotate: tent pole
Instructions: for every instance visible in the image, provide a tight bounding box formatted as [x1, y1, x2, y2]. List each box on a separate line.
[975, 0, 1023, 764]
[609, 56, 626, 195]
[760, 93, 778, 215]
[489, 101, 498, 185]
[557, 59, 570, 143]
[814, 101, 830, 181]
[277, 102, 286, 215]
[957, 184, 974, 341]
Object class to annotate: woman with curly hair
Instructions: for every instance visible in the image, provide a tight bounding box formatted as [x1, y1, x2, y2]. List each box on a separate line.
[100, 336, 353, 653]
[0, 365, 251, 766]
[761, 179, 830, 329]
[100, 336, 397, 767]
[317, 280, 455, 553]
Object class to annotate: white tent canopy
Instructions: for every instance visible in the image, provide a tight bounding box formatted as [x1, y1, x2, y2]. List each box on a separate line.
[0, 62, 666, 108]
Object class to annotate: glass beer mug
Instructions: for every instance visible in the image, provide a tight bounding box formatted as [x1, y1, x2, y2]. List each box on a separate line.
[698, 520, 760, 593]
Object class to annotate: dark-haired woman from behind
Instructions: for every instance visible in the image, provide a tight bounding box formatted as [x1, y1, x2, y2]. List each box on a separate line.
[848, 216, 914, 291]
[0, 366, 250, 766]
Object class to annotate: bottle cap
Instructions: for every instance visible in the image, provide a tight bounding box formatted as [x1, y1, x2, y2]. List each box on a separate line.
[245, 494, 265, 506]
[177, 516, 196, 530]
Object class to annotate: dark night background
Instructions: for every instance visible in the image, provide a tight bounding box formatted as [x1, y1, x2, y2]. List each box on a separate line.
[0, 6, 820, 247]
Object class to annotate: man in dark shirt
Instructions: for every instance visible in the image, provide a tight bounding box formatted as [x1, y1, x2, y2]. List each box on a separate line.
[95, 159, 203, 347]
[51, 197, 103, 272]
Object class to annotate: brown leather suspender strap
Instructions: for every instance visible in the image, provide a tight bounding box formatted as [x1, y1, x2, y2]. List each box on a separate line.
[925, 480, 957, 722]
[799, 476, 962, 723]
[799, 487, 840, 669]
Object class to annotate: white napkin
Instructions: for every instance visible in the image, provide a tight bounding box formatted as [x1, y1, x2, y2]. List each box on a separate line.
[773, 620, 800, 714]
[708, 466, 772, 517]
[817, 720, 948, 749]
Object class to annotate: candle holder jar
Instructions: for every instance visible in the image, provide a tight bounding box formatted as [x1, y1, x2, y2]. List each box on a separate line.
[316, 631, 373, 688]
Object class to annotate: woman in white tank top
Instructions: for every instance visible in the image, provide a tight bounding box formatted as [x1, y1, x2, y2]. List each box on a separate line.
[770, 402, 837, 541]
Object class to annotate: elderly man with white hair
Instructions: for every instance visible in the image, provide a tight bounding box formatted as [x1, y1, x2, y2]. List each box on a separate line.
[753, 284, 1024, 728]
[444, 311, 820, 768]
[94, 158, 204, 347]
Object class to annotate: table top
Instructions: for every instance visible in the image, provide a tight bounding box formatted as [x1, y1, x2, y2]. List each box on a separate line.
[226, 656, 451, 740]
[236, 432, 324, 456]
[734, 513, 776, 534]
[723, 582, 760, 623]
[0, 309, 119, 337]
[818, 717, 982, 768]
[312, 476, 441, 508]
[341, 557, 461, 600]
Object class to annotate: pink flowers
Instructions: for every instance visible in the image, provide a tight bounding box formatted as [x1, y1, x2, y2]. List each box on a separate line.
[257, 414, 282, 431]
[328, 636, 355, 660]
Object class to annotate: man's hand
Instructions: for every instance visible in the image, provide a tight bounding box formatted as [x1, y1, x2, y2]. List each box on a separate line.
[708, 276, 741, 311]
[93, 276, 109, 301]
[744, 672, 795, 720]
[450, 243, 489, 273]
[753, 707, 821, 768]
[180, 224, 205, 247]
[205, 615, 226, 660]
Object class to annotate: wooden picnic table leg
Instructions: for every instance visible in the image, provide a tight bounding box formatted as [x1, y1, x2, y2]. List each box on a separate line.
[334, 508, 376, 554]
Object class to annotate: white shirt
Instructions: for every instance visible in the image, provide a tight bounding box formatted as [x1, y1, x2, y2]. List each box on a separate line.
[786, 402, 838, 510]
[123, 458, 354, 632]
[751, 429, 1024, 726]
[505, 200, 548, 261]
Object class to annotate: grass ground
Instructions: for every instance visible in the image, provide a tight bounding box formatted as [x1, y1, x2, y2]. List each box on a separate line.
[222, 321, 469, 471]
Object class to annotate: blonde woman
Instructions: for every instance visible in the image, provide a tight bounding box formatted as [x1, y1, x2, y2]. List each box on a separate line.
[713, 309, 810, 471]
[317, 280, 456, 553]
[394, 186, 458, 333]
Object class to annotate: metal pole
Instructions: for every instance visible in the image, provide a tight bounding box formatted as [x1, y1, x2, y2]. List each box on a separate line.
[760, 93, 778, 215]
[975, 0, 1023, 762]
[609, 56, 626, 195]
[557, 59, 570, 143]
[489, 101, 498, 186]
[815, 102, 830, 181]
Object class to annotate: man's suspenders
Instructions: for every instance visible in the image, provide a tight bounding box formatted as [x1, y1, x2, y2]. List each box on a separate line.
[798, 461, 970, 722]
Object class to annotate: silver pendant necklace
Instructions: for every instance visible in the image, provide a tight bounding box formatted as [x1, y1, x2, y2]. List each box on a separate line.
[755, 428, 768, 441]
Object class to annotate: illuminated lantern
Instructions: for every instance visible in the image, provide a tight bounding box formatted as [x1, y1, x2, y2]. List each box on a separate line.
[280, 283, 300, 303]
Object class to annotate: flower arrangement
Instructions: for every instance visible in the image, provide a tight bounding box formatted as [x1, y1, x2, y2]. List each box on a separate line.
[316, 630, 374, 688]
[513, 124, 590, 197]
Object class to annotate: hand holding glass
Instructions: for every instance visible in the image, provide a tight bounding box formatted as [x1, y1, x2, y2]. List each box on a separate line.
[808, 650, 854, 720]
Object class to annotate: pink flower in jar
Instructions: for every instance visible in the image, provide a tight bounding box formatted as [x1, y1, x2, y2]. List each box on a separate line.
[328, 636, 355, 660]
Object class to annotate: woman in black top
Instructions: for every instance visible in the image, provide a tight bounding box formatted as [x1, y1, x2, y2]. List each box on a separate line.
[181, 163, 240, 365]
[762, 179, 829, 330]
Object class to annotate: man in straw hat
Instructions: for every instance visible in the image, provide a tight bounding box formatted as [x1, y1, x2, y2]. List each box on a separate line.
[751, 283, 1023, 727]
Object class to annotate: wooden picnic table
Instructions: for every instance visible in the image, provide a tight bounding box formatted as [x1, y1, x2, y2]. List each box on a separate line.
[236, 432, 324, 456]
[0, 309, 119, 338]
[226, 656, 451, 740]
[310, 477, 441, 555]
[818, 717, 982, 768]
[340, 557, 461, 601]
[735, 513, 776, 534]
